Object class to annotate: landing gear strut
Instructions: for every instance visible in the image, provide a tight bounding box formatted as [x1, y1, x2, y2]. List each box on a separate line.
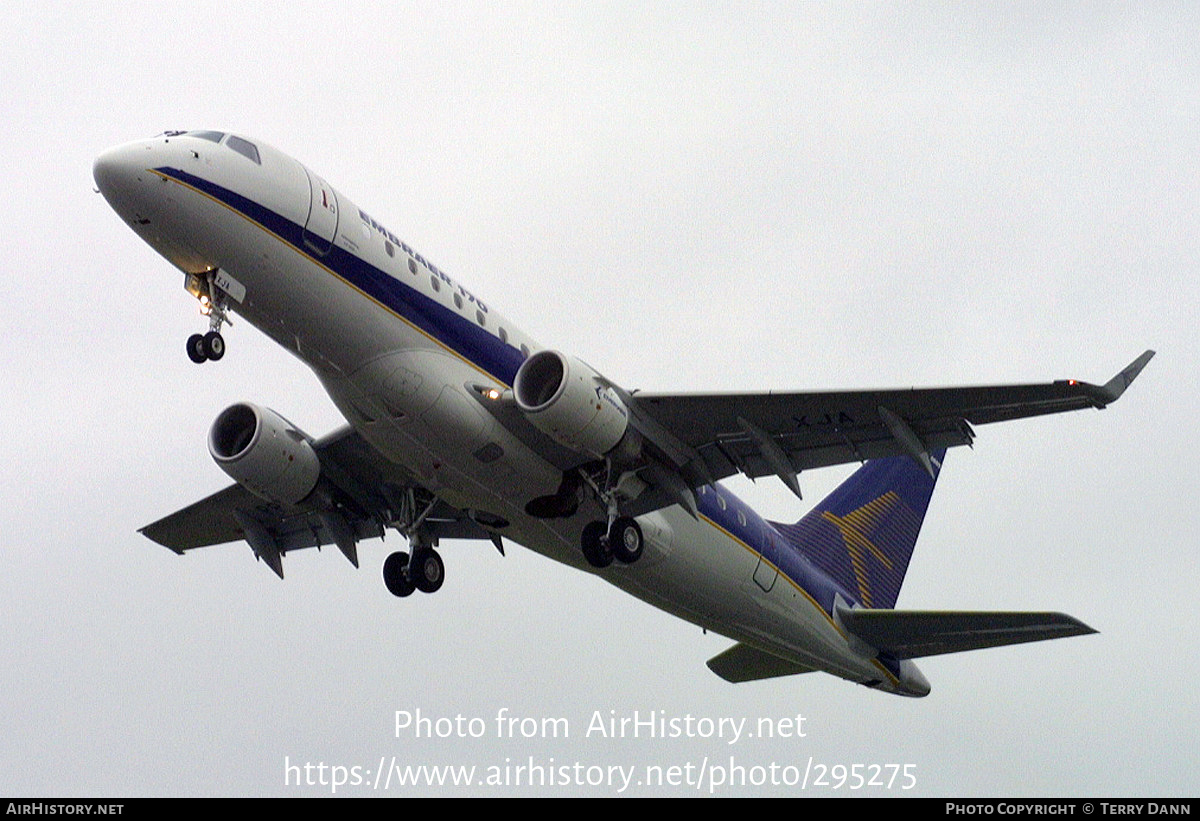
[381, 490, 448, 598]
[578, 460, 645, 568]
[185, 271, 230, 363]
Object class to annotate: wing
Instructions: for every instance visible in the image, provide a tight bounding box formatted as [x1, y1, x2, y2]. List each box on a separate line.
[625, 350, 1155, 499]
[140, 426, 499, 578]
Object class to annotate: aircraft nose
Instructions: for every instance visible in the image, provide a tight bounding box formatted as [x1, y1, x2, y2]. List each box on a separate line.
[93, 141, 154, 216]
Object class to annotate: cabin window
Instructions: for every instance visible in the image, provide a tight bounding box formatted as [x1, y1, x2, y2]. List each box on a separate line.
[520, 344, 530, 359]
[498, 327, 508, 344]
[716, 494, 727, 511]
[226, 135, 261, 165]
[737, 509, 747, 527]
[408, 258, 417, 274]
[385, 240, 395, 257]
[476, 310, 486, 327]
[453, 293, 463, 309]
[430, 276, 440, 292]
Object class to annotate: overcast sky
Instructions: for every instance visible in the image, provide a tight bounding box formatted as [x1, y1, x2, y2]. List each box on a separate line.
[3, 2, 1196, 796]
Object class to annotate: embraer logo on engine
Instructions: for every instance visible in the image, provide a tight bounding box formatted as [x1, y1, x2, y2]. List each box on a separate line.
[594, 385, 629, 419]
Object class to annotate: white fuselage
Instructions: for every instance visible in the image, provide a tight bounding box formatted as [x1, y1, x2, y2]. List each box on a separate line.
[94, 131, 925, 695]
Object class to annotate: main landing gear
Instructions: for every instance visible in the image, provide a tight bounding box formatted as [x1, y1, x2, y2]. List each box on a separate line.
[382, 546, 445, 597]
[381, 491, 448, 598]
[185, 271, 230, 364]
[575, 459, 645, 569]
[580, 515, 643, 569]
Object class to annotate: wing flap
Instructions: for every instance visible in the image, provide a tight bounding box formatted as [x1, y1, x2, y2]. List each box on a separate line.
[836, 608, 1098, 660]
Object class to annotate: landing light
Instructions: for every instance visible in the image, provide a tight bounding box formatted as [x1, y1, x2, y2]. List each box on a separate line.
[199, 295, 212, 316]
[485, 388, 502, 401]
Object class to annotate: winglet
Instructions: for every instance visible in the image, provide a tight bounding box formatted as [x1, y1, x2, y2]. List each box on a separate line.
[1098, 350, 1155, 404]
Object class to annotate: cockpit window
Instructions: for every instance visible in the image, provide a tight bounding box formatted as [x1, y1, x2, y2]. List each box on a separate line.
[225, 135, 261, 165]
[187, 130, 225, 143]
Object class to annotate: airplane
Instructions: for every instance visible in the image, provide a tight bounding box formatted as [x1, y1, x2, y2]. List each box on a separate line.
[94, 130, 1153, 697]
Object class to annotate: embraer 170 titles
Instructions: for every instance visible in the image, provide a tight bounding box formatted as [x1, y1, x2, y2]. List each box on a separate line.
[94, 130, 1153, 696]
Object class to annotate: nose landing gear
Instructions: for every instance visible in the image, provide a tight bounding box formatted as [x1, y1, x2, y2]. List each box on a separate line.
[184, 270, 231, 363]
[187, 330, 225, 363]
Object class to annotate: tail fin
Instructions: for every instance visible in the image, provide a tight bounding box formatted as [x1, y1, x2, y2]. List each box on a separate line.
[769, 449, 945, 609]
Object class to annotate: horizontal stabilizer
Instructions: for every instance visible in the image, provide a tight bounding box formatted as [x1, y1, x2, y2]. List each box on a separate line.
[836, 607, 1097, 659]
[706, 643, 817, 683]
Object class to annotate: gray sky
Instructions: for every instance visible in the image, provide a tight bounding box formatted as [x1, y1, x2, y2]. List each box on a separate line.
[3, 2, 1196, 796]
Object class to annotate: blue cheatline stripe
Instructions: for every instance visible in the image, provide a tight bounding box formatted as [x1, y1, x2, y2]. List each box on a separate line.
[694, 483, 904, 685]
[154, 166, 527, 387]
[694, 483, 849, 617]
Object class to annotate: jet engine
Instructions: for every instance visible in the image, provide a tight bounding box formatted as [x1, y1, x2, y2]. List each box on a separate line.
[513, 350, 632, 458]
[208, 402, 320, 505]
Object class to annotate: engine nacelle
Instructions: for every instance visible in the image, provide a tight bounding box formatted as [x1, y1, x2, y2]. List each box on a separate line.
[513, 350, 631, 458]
[208, 402, 320, 505]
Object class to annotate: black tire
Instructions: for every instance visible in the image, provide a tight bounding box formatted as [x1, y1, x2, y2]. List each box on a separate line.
[203, 331, 225, 361]
[580, 521, 613, 568]
[411, 549, 445, 594]
[186, 333, 208, 363]
[382, 551, 415, 597]
[609, 516, 643, 564]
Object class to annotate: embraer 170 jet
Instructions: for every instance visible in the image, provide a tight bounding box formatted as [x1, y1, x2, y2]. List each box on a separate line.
[94, 130, 1152, 696]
